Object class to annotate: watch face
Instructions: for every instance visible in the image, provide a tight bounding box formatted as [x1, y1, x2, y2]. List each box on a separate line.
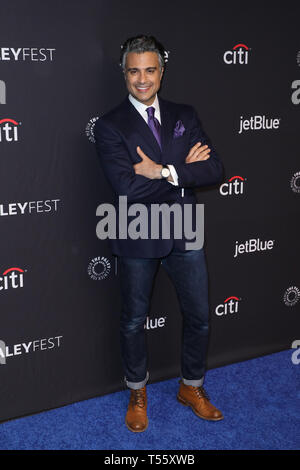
[162, 167, 170, 177]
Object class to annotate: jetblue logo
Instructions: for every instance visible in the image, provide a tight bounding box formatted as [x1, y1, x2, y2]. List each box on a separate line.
[238, 115, 280, 134]
[234, 238, 275, 258]
[144, 316, 166, 330]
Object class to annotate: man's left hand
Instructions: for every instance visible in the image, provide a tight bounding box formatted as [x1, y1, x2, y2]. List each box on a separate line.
[133, 146, 162, 179]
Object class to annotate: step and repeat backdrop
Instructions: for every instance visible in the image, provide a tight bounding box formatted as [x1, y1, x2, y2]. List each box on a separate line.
[0, 0, 299, 421]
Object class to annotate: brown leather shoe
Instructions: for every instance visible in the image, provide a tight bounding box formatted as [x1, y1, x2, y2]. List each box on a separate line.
[177, 381, 223, 421]
[125, 386, 148, 432]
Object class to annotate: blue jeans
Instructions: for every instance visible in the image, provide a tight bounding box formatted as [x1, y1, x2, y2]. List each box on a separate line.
[118, 247, 210, 389]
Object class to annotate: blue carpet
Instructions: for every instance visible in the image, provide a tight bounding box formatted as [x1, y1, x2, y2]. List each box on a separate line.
[0, 350, 299, 450]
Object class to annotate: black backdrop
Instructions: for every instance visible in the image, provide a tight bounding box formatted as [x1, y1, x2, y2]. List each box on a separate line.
[0, 0, 299, 422]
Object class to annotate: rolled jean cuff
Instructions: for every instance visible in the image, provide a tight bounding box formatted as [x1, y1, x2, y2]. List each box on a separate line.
[125, 371, 149, 390]
[182, 376, 204, 387]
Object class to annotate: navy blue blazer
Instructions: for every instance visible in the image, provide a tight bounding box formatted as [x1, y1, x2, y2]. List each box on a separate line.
[94, 96, 223, 258]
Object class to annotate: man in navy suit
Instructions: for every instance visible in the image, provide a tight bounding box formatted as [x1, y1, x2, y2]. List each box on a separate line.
[94, 35, 224, 432]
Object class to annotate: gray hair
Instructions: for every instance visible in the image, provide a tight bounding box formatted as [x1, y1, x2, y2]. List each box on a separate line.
[120, 35, 165, 70]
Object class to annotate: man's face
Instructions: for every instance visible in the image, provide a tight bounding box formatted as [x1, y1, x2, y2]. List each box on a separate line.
[124, 51, 164, 106]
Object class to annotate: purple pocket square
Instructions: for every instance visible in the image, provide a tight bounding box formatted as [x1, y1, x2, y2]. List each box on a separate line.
[173, 120, 185, 138]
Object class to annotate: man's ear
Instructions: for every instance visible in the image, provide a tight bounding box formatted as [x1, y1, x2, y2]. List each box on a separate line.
[160, 67, 165, 78]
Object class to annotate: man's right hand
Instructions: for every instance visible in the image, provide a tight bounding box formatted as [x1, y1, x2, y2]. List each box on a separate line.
[185, 142, 211, 164]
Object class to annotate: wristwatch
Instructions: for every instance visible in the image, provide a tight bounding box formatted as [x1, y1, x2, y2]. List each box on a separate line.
[160, 165, 171, 179]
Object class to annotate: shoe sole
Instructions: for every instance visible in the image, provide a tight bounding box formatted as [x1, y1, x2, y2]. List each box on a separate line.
[177, 395, 224, 421]
[125, 417, 149, 433]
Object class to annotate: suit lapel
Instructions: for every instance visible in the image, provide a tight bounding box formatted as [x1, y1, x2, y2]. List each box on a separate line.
[158, 97, 174, 155]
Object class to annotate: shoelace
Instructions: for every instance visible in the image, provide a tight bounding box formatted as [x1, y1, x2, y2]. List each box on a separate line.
[131, 389, 146, 408]
[193, 386, 210, 401]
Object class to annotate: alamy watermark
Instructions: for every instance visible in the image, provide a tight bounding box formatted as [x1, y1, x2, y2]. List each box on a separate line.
[291, 340, 300, 365]
[96, 196, 204, 250]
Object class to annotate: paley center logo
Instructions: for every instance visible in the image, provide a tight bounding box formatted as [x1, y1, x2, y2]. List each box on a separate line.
[0, 118, 20, 142]
[238, 115, 280, 134]
[219, 175, 246, 196]
[283, 286, 300, 307]
[290, 171, 300, 194]
[223, 44, 250, 65]
[0, 79, 6, 104]
[86, 116, 99, 143]
[87, 256, 111, 280]
[0, 47, 55, 62]
[234, 238, 275, 258]
[96, 196, 204, 251]
[215, 296, 241, 316]
[0, 267, 26, 292]
[0, 336, 63, 365]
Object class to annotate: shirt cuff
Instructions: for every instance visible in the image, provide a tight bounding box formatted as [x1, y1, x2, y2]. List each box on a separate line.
[166, 164, 179, 186]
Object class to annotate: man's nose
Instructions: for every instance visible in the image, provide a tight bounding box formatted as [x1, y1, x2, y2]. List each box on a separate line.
[138, 71, 147, 83]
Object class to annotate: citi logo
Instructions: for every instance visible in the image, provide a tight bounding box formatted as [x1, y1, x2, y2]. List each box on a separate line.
[0, 118, 20, 142]
[291, 80, 300, 105]
[223, 44, 250, 65]
[0, 267, 26, 292]
[144, 316, 166, 330]
[215, 296, 241, 316]
[238, 115, 280, 134]
[0, 80, 6, 104]
[219, 176, 246, 196]
[234, 238, 274, 258]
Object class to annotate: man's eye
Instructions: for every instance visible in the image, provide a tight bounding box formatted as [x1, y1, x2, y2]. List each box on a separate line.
[129, 70, 137, 75]
[147, 69, 155, 73]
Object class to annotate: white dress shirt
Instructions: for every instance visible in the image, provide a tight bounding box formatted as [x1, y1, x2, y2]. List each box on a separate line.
[128, 94, 179, 186]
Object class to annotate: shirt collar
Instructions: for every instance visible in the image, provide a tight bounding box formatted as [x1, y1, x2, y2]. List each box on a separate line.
[128, 93, 161, 123]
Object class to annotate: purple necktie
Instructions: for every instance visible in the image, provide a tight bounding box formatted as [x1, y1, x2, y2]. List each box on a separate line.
[146, 106, 162, 149]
